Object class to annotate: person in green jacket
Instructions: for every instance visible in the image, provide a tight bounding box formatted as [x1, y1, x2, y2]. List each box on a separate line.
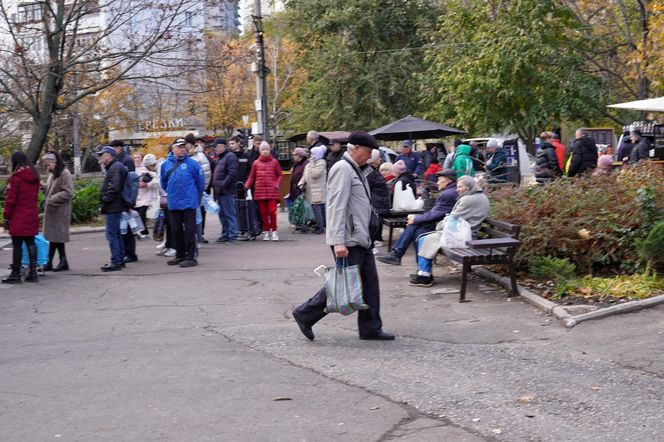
[452, 144, 475, 178]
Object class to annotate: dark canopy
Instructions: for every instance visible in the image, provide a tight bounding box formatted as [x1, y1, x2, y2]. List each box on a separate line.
[369, 115, 465, 141]
[286, 131, 350, 144]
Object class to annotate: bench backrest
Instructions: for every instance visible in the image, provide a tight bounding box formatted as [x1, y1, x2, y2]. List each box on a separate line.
[480, 218, 520, 240]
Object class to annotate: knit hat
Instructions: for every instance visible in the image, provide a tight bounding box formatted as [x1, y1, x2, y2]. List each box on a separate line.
[311, 145, 326, 160]
[143, 154, 157, 167]
[292, 147, 308, 158]
[367, 149, 381, 164]
[392, 160, 407, 175]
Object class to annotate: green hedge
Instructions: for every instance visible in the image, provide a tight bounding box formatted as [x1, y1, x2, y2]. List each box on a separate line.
[490, 163, 664, 275]
[0, 176, 102, 226]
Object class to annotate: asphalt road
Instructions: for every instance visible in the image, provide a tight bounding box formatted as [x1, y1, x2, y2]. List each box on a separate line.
[1, 213, 663, 441]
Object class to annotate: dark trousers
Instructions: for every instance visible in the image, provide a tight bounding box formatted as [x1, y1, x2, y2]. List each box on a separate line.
[170, 209, 197, 260]
[11, 236, 35, 266]
[163, 208, 173, 249]
[136, 206, 149, 235]
[294, 246, 383, 337]
[123, 230, 137, 260]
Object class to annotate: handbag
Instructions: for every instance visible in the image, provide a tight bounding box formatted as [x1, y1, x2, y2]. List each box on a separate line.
[315, 258, 369, 316]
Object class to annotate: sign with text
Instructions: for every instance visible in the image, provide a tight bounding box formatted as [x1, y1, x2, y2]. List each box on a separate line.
[138, 118, 185, 132]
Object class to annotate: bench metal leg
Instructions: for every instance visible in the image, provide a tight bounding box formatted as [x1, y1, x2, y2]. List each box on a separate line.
[459, 262, 471, 303]
[508, 260, 518, 297]
[387, 226, 394, 251]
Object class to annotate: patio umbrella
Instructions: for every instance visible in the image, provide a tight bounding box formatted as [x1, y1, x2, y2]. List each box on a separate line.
[607, 96, 664, 112]
[369, 115, 465, 141]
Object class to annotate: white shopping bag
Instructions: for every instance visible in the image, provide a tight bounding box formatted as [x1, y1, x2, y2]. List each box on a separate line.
[393, 184, 418, 210]
[440, 215, 472, 249]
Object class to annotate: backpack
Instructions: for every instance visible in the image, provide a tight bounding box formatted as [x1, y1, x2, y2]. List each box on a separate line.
[121, 167, 140, 207]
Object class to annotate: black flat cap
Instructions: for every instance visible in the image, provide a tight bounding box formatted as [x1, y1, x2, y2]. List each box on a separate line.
[213, 137, 227, 145]
[348, 130, 378, 149]
[435, 169, 458, 180]
[109, 140, 124, 147]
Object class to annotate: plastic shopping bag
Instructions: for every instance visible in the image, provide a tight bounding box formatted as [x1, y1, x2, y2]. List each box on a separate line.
[440, 215, 472, 249]
[202, 192, 220, 214]
[152, 209, 165, 241]
[392, 184, 424, 211]
[127, 210, 145, 234]
[21, 233, 49, 266]
[315, 258, 369, 316]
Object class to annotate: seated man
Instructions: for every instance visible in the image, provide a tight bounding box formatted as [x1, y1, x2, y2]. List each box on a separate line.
[376, 169, 459, 266]
[410, 176, 490, 287]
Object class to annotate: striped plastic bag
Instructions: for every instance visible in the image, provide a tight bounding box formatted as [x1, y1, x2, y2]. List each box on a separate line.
[315, 258, 369, 316]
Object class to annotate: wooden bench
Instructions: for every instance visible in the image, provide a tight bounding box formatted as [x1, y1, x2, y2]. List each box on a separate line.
[440, 219, 521, 303]
[382, 217, 407, 250]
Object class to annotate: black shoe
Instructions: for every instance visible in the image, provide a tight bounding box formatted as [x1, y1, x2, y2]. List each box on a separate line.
[52, 258, 69, 272]
[409, 275, 434, 287]
[292, 310, 314, 341]
[224, 239, 239, 245]
[376, 251, 401, 266]
[167, 258, 184, 266]
[24, 264, 39, 283]
[42, 262, 53, 272]
[215, 237, 228, 243]
[101, 263, 123, 272]
[2, 265, 22, 284]
[201, 237, 209, 244]
[360, 331, 395, 341]
[124, 256, 138, 263]
[179, 259, 198, 268]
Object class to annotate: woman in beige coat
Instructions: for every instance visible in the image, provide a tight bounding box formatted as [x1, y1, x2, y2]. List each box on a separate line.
[298, 145, 327, 234]
[41, 151, 74, 271]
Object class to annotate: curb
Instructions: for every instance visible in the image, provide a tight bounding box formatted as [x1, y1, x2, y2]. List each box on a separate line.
[0, 226, 105, 249]
[474, 267, 664, 328]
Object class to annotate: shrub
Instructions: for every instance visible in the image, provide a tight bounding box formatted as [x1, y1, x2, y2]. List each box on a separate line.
[491, 162, 664, 274]
[71, 179, 101, 224]
[529, 256, 576, 281]
[636, 221, 664, 276]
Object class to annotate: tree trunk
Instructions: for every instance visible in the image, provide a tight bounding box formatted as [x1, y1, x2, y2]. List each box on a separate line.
[26, 114, 54, 163]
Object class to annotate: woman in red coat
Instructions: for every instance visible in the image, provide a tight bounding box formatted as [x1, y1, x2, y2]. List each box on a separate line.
[245, 141, 283, 241]
[2, 151, 41, 284]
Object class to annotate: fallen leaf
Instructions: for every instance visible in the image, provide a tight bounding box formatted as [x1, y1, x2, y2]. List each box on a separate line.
[517, 395, 535, 404]
[591, 386, 602, 391]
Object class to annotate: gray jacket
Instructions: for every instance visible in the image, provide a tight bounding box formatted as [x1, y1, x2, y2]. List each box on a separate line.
[192, 147, 211, 188]
[326, 152, 372, 249]
[451, 190, 490, 232]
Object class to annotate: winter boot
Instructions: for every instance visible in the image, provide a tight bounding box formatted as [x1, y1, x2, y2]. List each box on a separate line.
[24, 245, 38, 283]
[52, 257, 69, 272]
[1, 265, 22, 284]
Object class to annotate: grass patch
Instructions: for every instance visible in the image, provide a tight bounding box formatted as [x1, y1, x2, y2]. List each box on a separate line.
[557, 274, 664, 301]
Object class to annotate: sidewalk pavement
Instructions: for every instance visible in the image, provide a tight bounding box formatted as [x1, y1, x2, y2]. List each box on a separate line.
[1, 212, 663, 441]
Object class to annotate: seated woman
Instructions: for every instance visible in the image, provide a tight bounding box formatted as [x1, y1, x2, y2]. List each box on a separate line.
[376, 169, 458, 265]
[410, 176, 490, 287]
[391, 160, 417, 198]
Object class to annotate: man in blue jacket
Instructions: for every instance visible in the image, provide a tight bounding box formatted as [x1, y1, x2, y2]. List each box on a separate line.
[212, 137, 240, 244]
[160, 139, 205, 267]
[396, 140, 424, 178]
[376, 169, 458, 266]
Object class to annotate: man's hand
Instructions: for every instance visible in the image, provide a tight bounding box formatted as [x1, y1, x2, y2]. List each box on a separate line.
[333, 244, 348, 257]
[406, 214, 416, 225]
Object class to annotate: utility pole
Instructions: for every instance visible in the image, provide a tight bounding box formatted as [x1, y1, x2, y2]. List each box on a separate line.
[252, 0, 269, 137]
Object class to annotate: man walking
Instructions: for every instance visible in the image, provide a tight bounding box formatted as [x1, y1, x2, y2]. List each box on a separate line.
[160, 139, 205, 267]
[212, 137, 240, 244]
[376, 169, 458, 266]
[293, 130, 395, 341]
[325, 138, 345, 172]
[98, 146, 128, 272]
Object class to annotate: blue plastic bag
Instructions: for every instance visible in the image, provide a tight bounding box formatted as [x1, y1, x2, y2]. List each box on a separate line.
[21, 233, 49, 266]
[202, 193, 220, 215]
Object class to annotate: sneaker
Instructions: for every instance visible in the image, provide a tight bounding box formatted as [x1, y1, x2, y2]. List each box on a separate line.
[156, 248, 167, 256]
[271, 231, 279, 241]
[225, 239, 239, 245]
[373, 240, 385, 247]
[376, 251, 401, 266]
[237, 232, 250, 241]
[164, 248, 177, 257]
[179, 259, 198, 268]
[262, 231, 271, 241]
[409, 275, 434, 287]
[156, 242, 166, 250]
[215, 237, 228, 243]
